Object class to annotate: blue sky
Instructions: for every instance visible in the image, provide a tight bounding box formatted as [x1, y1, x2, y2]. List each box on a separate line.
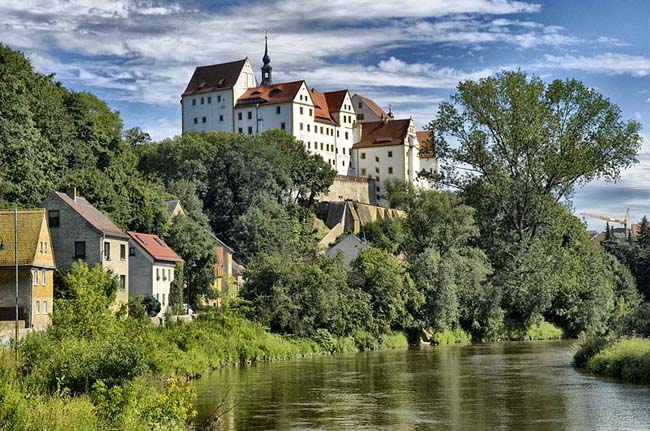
[1, 0, 649, 230]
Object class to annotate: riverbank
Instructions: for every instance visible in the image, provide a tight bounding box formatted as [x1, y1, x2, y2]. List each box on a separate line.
[575, 337, 650, 384]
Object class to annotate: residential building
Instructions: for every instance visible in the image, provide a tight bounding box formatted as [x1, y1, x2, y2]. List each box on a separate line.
[41, 188, 130, 303]
[166, 200, 186, 219]
[0, 209, 55, 331]
[127, 232, 182, 316]
[326, 234, 370, 269]
[181, 39, 435, 200]
[416, 131, 438, 189]
[212, 235, 237, 307]
[351, 118, 421, 205]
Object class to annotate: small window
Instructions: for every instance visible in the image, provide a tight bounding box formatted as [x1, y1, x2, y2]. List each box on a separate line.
[218, 95, 222, 102]
[207, 96, 211, 104]
[247, 111, 252, 120]
[74, 241, 86, 259]
[320, 127, 324, 134]
[375, 167, 380, 174]
[361, 168, 367, 175]
[248, 126, 253, 135]
[361, 153, 366, 159]
[41, 269, 46, 285]
[300, 123, 303, 131]
[307, 142, 311, 149]
[120, 244, 126, 260]
[43, 300, 48, 314]
[342, 160, 345, 166]
[345, 132, 349, 140]
[307, 124, 310, 132]
[358, 102, 362, 108]
[320, 143, 324, 150]
[388, 151, 393, 157]
[162, 293, 166, 306]
[337, 131, 339, 137]
[238, 128, 243, 133]
[119, 275, 126, 290]
[375, 156, 379, 163]
[357, 114, 365, 120]
[202, 116, 207, 123]
[170, 269, 174, 282]
[280, 122, 286, 131]
[238, 112, 242, 120]
[33, 270, 38, 286]
[309, 108, 313, 116]
[129, 246, 136, 257]
[300, 106, 304, 115]
[200, 97, 204, 105]
[104, 242, 111, 261]
[192, 99, 196, 106]
[219, 114, 224, 122]
[40, 241, 43, 253]
[156, 268, 160, 281]
[276, 106, 281, 114]
[376, 176, 380, 182]
[193, 118, 198, 125]
[376, 186, 380, 192]
[48, 210, 60, 227]
[35, 300, 40, 314]
[388, 167, 393, 174]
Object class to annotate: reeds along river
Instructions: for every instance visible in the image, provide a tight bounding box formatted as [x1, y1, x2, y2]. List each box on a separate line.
[194, 340, 650, 430]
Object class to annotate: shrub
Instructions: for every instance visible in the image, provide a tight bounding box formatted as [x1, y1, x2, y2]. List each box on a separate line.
[587, 338, 650, 383]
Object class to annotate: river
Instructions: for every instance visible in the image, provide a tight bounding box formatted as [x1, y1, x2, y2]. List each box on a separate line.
[194, 340, 650, 430]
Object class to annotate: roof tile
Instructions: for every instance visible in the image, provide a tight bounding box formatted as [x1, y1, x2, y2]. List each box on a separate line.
[127, 232, 183, 263]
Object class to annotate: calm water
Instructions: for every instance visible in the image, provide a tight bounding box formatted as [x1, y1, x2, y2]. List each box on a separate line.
[194, 340, 650, 430]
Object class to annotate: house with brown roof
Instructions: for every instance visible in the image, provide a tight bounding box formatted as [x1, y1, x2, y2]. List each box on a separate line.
[416, 130, 438, 189]
[0, 209, 55, 331]
[351, 118, 422, 205]
[41, 188, 130, 304]
[351, 93, 392, 123]
[127, 232, 182, 316]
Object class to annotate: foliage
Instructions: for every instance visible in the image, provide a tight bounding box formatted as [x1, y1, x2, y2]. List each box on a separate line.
[129, 296, 161, 319]
[431, 328, 471, 346]
[168, 262, 185, 315]
[165, 215, 217, 306]
[586, 338, 650, 384]
[500, 321, 563, 341]
[360, 218, 406, 253]
[620, 303, 650, 337]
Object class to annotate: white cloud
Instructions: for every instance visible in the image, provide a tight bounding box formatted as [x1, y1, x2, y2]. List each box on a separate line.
[540, 53, 650, 77]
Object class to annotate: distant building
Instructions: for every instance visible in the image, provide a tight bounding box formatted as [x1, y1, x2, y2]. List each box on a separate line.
[180, 39, 436, 195]
[212, 235, 238, 307]
[326, 234, 371, 269]
[127, 232, 182, 316]
[166, 200, 186, 219]
[41, 188, 130, 303]
[416, 131, 438, 189]
[0, 209, 55, 331]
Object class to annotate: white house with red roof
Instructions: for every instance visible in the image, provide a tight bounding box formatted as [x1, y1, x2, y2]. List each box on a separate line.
[181, 36, 438, 195]
[127, 231, 182, 316]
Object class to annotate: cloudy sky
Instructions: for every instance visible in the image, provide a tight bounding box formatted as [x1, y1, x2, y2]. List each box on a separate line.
[1, 0, 649, 229]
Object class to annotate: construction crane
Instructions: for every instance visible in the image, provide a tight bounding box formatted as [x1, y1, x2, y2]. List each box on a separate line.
[580, 208, 631, 239]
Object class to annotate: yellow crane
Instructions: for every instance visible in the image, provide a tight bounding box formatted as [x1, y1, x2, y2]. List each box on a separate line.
[580, 208, 631, 238]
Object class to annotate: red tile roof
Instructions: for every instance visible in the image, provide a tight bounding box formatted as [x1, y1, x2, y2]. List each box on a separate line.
[416, 131, 435, 158]
[127, 232, 182, 263]
[52, 192, 128, 239]
[323, 90, 348, 113]
[236, 80, 305, 107]
[309, 88, 338, 126]
[182, 59, 247, 97]
[352, 119, 411, 149]
[354, 94, 388, 119]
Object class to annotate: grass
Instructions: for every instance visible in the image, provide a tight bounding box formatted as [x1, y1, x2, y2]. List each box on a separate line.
[582, 338, 650, 384]
[431, 328, 471, 346]
[500, 321, 564, 341]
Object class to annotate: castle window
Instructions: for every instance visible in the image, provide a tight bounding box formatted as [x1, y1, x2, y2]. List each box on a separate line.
[192, 99, 196, 106]
[307, 142, 311, 149]
[276, 106, 281, 114]
[342, 160, 345, 166]
[248, 127, 253, 134]
[219, 114, 224, 122]
[375, 156, 380, 163]
[207, 96, 211, 104]
[345, 132, 349, 140]
[320, 143, 324, 150]
[388, 151, 393, 157]
[358, 102, 362, 108]
[388, 167, 394, 174]
[247, 111, 252, 120]
[307, 124, 310, 132]
[300, 107, 304, 115]
[300, 123, 303, 131]
[193, 118, 198, 124]
[120, 244, 126, 260]
[309, 109, 313, 116]
[361, 153, 366, 159]
[218, 95, 222, 102]
[375, 167, 379, 174]
[202, 116, 207, 123]
[357, 114, 364, 120]
[280, 122, 286, 131]
[361, 168, 367, 175]
[238, 127, 243, 133]
[337, 131, 339, 137]
[129, 247, 135, 257]
[376, 176, 380, 182]
[238, 112, 242, 120]
[201, 97, 204, 105]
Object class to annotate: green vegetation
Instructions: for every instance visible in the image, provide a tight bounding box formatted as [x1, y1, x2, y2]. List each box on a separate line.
[431, 328, 471, 346]
[577, 338, 650, 384]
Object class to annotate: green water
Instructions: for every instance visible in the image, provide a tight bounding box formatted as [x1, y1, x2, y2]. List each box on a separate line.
[194, 340, 650, 430]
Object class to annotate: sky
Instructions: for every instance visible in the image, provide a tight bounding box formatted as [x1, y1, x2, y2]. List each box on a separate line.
[1, 0, 649, 230]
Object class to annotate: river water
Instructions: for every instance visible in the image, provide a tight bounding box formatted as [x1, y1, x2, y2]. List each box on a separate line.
[194, 340, 650, 430]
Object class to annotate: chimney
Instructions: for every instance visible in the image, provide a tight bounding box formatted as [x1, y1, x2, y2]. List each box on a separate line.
[65, 187, 77, 201]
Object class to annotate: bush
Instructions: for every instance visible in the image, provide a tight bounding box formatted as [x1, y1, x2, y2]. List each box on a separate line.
[620, 303, 650, 337]
[586, 338, 650, 383]
[574, 336, 611, 368]
[431, 328, 471, 346]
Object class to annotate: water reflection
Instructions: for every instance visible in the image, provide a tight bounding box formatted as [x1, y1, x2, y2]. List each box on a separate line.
[194, 340, 650, 430]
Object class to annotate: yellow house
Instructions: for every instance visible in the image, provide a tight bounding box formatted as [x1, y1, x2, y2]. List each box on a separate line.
[0, 209, 55, 331]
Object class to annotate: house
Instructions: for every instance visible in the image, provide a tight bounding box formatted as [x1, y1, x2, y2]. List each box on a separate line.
[416, 131, 438, 189]
[326, 234, 371, 269]
[212, 235, 238, 307]
[351, 118, 422, 205]
[166, 200, 186, 219]
[0, 209, 55, 331]
[351, 93, 391, 123]
[127, 232, 182, 316]
[41, 188, 130, 303]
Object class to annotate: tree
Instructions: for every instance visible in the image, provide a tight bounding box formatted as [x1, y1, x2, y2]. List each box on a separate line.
[433, 70, 641, 246]
[164, 215, 217, 306]
[168, 262, 185, 315]
[123, 127, 152, 147]
[638, 216, 650, 247]
[348, 247, 423, 335]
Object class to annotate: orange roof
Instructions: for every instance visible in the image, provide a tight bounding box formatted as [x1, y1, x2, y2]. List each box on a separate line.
[354, 94, 388, 119]
[182, 59, 247, 97]
[352, 119, 411, 149]
[127, 232, 182, 263]
[416, 131, 435, 158]
[310, 88, 338, 126]
[236, 80, 305, 107]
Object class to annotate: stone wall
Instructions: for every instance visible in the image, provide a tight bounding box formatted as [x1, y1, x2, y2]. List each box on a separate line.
[318, 175, 377, 205]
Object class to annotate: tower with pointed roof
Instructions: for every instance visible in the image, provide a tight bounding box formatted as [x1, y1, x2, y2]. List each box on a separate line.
[261, 33, 272, 86]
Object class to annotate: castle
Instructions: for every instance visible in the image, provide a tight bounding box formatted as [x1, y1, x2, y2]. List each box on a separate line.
[181, 37, 437, 204]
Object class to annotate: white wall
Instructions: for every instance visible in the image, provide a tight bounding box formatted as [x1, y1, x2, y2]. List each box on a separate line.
[152, 263, 175, 316]
[182, 89, 233, 133]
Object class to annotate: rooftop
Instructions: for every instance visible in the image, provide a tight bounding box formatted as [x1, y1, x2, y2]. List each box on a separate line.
[0, 209, 54, 268]
[182, 58, 248, 97]
[127, 231, 183, 263]
[352, 119, 411, 149]
[50, 192, 128, 240]
[236, 80, 305, 107]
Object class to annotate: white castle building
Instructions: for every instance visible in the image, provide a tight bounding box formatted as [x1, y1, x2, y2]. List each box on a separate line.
[181, 38, 437, 204]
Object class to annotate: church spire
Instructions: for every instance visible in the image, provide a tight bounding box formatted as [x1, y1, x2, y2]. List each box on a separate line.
[261, 32, 272, 86]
